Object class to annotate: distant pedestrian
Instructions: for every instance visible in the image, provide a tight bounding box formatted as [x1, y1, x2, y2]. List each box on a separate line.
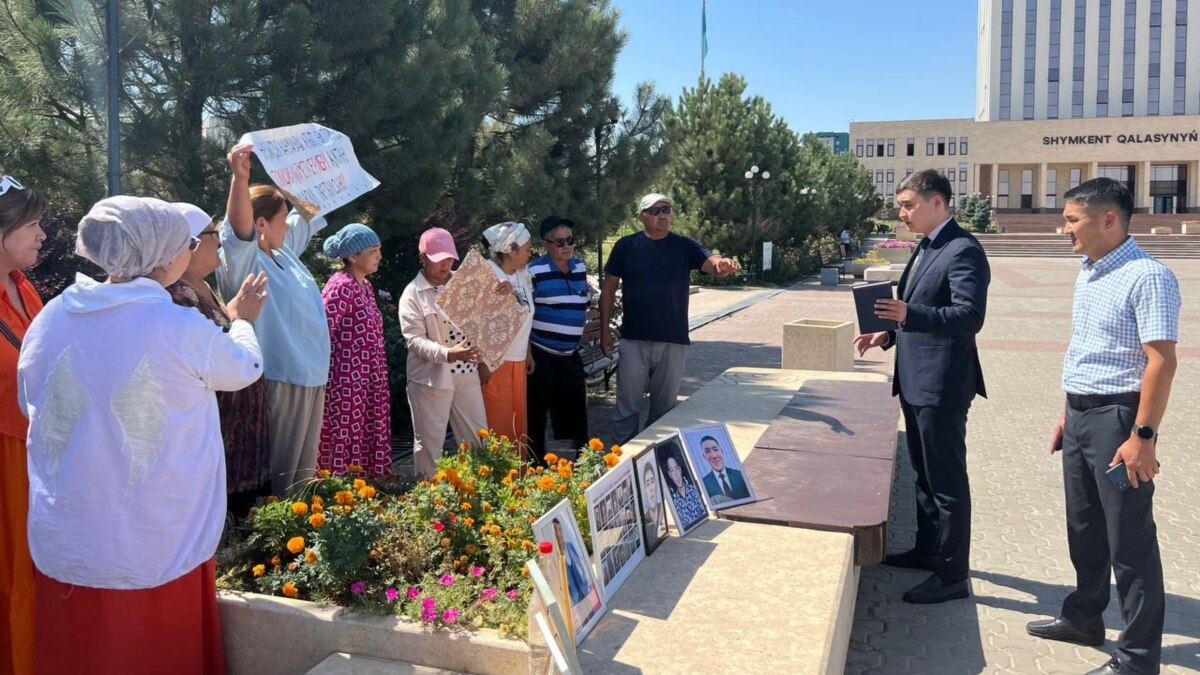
[840, 228, 852, 258]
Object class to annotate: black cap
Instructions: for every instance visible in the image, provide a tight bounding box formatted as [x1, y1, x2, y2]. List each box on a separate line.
[539, 215, 575, 239]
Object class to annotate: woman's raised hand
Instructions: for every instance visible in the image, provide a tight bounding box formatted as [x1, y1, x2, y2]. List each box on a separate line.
[226, 272, 269, 323]
[227, 142, 254, 182]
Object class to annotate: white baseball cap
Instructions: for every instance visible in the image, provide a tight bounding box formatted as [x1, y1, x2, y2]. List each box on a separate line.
[172, 203, 214, 236]
[638, 193, 673, 213]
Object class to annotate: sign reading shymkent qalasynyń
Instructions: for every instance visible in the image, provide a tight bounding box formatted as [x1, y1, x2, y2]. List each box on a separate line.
[240, 123, 380, 222]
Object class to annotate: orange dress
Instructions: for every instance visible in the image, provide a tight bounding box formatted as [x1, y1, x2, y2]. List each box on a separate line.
[0, 271, 43, 675]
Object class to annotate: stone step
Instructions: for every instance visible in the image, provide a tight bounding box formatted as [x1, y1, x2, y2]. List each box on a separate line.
[306, 653, 465, 675]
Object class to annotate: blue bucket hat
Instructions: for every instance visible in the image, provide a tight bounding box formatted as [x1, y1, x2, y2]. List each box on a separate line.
[323, 223, 381, 259]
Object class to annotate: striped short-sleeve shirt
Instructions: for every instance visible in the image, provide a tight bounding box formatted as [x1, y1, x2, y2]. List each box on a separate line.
[529, 255, 589, 355]
[1062, 236, 1181, 395]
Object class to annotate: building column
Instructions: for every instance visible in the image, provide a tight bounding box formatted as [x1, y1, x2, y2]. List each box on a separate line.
[1189, 160, 1200, 212]
[1088, 161, 1100, 181]
[1138, 161, 1152, 213]
[990, 163, 1000, 203]
[1037, 162, 1049, 211]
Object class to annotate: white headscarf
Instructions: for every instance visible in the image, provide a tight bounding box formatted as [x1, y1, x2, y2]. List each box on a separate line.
[75, 196, 191, 278]
[482, 221, 530, 257]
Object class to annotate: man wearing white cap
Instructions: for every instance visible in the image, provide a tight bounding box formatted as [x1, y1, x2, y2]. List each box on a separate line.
[600, 193, 739, 443]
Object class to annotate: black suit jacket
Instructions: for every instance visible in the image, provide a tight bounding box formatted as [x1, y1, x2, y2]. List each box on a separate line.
[884, 219, 990, 408]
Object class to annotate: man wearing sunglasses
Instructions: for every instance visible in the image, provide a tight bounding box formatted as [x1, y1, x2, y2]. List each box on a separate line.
[601, 193, 739, 443]
[526, 215, 591, 465]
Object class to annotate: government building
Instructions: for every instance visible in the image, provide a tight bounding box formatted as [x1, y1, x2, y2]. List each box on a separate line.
[851, 0, 1200, 220]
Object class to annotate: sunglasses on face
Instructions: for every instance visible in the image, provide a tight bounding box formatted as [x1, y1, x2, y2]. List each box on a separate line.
[187, 236, 202, 252]
[0, 175, 24, 196]
[643, 205, 671, 216]
[544, 236, 575, 247]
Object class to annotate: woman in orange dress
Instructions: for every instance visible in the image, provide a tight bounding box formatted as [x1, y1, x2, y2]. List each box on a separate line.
[0, 174, 47, 675]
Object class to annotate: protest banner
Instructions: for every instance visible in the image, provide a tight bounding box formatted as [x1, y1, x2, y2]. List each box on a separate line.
[239, 123, 379, 221]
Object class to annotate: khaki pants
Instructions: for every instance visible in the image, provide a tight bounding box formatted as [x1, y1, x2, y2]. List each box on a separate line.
[266, 380, 326, 496]
[407, 372, 488, 478]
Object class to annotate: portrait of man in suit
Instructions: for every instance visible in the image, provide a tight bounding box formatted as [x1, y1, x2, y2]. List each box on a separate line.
[854, 169, 990, 606]
[697, 435, 750, 502]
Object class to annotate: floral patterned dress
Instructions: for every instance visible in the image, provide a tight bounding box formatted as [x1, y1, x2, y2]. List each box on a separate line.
[167, 280, 270, 494]
[319, 271, 392, 476]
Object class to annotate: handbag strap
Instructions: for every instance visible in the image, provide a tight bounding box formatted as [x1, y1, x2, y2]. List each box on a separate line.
[0, 319, 21, 351]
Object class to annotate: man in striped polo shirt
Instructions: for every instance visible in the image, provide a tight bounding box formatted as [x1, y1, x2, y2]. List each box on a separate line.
[526, 215, 591, 466]
[1026, 178, 1180, 675]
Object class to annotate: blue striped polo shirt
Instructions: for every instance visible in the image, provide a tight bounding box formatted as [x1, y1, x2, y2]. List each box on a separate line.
[529, 255, 589, 355]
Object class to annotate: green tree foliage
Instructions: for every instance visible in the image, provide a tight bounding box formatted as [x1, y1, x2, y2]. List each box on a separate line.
[956, 193, 994, 232]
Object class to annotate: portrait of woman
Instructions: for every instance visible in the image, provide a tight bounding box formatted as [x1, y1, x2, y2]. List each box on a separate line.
[655, 436, 708, 535]
[635, 452, 669, 554]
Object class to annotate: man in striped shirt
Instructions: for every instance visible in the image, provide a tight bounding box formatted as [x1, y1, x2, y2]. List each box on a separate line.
[526, 215, 591, 466]
[1026, 178, 1180, 675]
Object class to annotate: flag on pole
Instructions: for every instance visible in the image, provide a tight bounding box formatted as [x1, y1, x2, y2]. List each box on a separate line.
[701, 0, 708, 79]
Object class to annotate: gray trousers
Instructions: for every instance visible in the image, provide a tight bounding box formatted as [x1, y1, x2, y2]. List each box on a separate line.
[407, 373, 488, 479]
[612, 339, 688, 443]
[266, 380, 326, 497]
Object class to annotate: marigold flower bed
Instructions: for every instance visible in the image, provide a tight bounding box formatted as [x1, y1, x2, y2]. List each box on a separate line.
[217, 432, 623, 639]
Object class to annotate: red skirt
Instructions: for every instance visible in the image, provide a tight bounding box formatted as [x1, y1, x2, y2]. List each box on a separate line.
[35, 560, 225, 675]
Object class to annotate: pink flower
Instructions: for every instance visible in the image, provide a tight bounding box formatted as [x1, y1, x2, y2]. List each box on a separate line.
[349, 581, 366, 595]
[481, 587, 498, 601]
[406, 587, 421, 600]
[470, 566, 485, 577]
[439, 573, 455, 587]
[420, 596, 437, 623]
[385, 587, 400, 602]
[442, 608, 459, 624]
[432, 521, 445, 532]
[506, 588, 519, 599]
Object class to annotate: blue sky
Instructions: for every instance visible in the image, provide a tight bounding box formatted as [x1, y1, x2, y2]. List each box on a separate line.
[611, 0, 979, 133]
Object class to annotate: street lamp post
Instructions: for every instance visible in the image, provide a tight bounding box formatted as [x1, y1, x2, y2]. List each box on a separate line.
[106, 0, 120, 195]
[744, 165, 770, 281]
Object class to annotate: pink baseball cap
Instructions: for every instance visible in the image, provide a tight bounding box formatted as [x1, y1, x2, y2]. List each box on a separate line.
[419, 227, 458, 262]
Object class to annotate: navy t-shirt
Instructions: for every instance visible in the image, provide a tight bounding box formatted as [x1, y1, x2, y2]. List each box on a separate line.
[604, 231, 710, 345]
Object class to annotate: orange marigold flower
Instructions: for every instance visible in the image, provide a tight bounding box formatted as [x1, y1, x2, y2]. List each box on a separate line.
[434, 496, 445, 506]
[291, 502, 309, 516]
[304, 549, 318, 564]
[252, 564, 266, 577]
[500, 477, 512, 486]
[482, 501, 493, 512]
[477, 465, 491, 476]
[499, 434, 510, 443]
[286, 536, 305, 554]
[537, 476, 556, 490]
[308, 513, 326, 528]
[528, 516, 537, 524]
[311, 495, 324, 507]
[342, 505, 353, 514]
[544, 452, 560, 464]
[521, 566, 530, 577]
[316, 469, 332, 479]
[477, 428, 489, 439]
[441, 537, 451, 547]
[347, 463, 364, 473]
[588, 438, 604, 451]
[287, 562, 298, 571]
[282, 582, 299, 598]
[270, 555, 281, 567]
[335, 490, 355, 505]
[463, 517, 475, 527]
[489, 524, 502, 536]
[312, 504, 324, 514]
[611, 444, 623, 456]
[358, 486, 376, 500]
[265, 496, 279, 504]
[603, 453, 619, 467]
[558, 484, 568, 494]
[459, 441, 470, 452]
[557, 466, 572, 478]
[581, 480, 591, 489]
[465, 544, 478, 554]
[352, 478, 367, 490]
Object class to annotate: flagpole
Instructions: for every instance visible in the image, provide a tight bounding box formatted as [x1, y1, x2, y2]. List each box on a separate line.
[700, 0, 707, 82]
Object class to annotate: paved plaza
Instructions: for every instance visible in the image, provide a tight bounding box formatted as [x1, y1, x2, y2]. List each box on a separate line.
[613, 257, 1200, 674]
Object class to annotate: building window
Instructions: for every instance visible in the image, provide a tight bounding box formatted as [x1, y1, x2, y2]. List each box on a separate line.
[1021, 169, 1034, 209]
[1001, 0, 1014, 120]
[926, 137, 934, 155]
[866, 138, 875, 157]
[877, 140, 886, 156]
[905, 169, 914, 177]
[1072, 0, 1086, 118]
[1046, 168, 1057, 208]
[1149, 0, 1162, 115]
[886, 139, 895, 157]
[906, 138, 915, 156]
[875, 171, 885, 197]
[998, 170, 1010, 208]
[1123, 0, 1135, 117]
[1023, 0, 1037, 119]
[960, 137, 969, 155]
[885, 170, 895, 199]
[855, 139, 864, 157]
[1048, 0, 1062, 118]
[1175, 1, 1188, 114]
[1069, 167, 1082, 190]
[959, 169, 968, 194]
[949, 138, 957, 155]
[937, 137, 946, 155]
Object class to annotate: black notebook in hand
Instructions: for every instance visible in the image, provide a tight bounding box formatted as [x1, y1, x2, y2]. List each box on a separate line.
[852, 281, 897, 334]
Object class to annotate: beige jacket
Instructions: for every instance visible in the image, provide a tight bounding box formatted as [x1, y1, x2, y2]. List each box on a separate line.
[398, 272, 457, 390]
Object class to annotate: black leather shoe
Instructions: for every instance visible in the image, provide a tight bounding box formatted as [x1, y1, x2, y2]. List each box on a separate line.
[882, 549, 936, 571]
[1025, 617, 1105, 647]
[901, 573, 970, 604]
[1084, 658, 1121, 674]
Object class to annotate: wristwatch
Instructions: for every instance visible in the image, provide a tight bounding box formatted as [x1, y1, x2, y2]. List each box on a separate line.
[1133, 424, 1156, 440]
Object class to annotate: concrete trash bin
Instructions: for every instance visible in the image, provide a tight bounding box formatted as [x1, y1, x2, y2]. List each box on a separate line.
[782, 319, 854, 372]
[820, 266, 840, 286]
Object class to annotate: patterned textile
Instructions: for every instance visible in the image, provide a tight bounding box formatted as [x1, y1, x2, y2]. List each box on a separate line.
[167, 281, 270, 494]
[668, 480, 707, 530]
[319, 271, 391, 476]
[1062, 237, 1182, 395]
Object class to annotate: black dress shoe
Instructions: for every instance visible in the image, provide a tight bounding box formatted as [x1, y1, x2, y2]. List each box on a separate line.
[1025, 617, 1105, 647]
[882, 549, 936, 571]
[901, 573, 970, 604]
[1084, 658, 1121, 675]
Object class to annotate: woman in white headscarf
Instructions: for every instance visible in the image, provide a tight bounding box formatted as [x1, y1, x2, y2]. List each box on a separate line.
[17, 195, 267, 675]
[479, 221, 534, 448]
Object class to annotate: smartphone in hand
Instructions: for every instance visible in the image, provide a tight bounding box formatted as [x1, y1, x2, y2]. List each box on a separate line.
[1105, 463, 1132, 492]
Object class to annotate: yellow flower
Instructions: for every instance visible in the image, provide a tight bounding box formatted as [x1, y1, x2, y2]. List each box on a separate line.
[252, 564, 266, 577]
[603, 453, 619, 468]
[316, 469, 331, 479]
[521, 566, 530, 577]
[441, 537, 451, 547]
[342, 505, 353, 514]
[265, 496, 279, 504]
[489, 524, 502, 536]
[352, 478, 367, 490]
[282, 582, 299, 598]
[287, 536, 305, 554]
[311, 495, 324, 507]
[537, 475, 556, 490]
[459, 441, 470, 452]
[544, 452, 560, 464]
[291, 502, 309, 515]
[581, 480, 590, 489]
[611, 444, 623, 456]
[304, 549, 318, 564]
[477, 428, 490, 439]
[500, 477, 512, 486]
[588, 438, 604, 451]
[358, 486, 376, 500]
[308, 513, 326, 528]
[463, 517, 475, 527]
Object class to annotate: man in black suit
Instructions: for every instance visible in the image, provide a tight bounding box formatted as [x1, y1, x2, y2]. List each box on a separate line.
[854, 169, 990, 604]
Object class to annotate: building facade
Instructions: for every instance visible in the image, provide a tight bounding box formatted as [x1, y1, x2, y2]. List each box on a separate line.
[814, 131, 850, 154]
[851, 1, 1200, 214]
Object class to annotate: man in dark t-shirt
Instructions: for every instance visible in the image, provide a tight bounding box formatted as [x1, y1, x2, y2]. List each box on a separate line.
[600, 193, 738, 443]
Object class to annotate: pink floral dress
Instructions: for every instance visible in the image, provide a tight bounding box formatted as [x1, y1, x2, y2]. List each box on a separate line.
[319, 271, 392, 476]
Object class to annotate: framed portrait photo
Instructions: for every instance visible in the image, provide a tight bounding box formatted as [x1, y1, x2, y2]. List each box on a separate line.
[585, 460, 646, 601]
[680, 423, 757, 510]
[532, 500, 605, 645]
[653, 433, 709, 536]
[632, 446, 669, 555]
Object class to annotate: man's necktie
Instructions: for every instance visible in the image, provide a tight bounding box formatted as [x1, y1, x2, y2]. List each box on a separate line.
[720, 473, 734, 499]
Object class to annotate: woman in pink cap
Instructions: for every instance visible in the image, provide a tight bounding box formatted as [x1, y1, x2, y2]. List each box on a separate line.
[398, 228, 488, 477]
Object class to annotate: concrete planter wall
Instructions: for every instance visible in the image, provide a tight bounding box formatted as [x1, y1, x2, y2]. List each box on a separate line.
[781, 319, 854, 372]
[219, 592, 530, 675]
[1182, 221, 1199, 235]
[874, 247, 914, 265]
[846, 260, 880, 277]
